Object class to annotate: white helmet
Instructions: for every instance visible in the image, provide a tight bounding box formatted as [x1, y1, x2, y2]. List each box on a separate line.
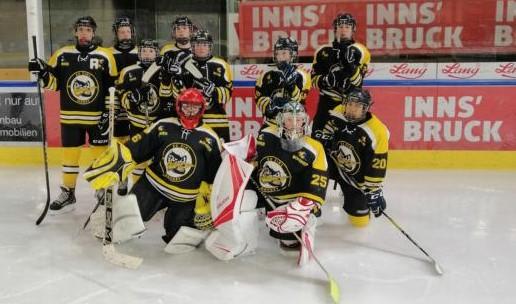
[277, 101, 308, 152]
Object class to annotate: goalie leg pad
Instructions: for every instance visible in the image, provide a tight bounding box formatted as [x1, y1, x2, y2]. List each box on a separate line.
[112, 194, 146, 243]
[205, 210, 258, 261]
[298, 214, 317, 267]
[164, 226, 209, 254]
[90, 205, 106, 240]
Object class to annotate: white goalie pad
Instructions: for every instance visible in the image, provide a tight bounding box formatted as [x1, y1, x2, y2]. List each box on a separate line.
[298, 214, 317, 267]
[112, 194, 146, 244]
[89, 205, 106, 240]
[164, 226, 209, 254]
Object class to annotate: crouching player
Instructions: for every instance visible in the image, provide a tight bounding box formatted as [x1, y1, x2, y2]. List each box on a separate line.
[250, 102, 328, 265]
[320, 88, 389, 227]
[84, 88, 222, 248]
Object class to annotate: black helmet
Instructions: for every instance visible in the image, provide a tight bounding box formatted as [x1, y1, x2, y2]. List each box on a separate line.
[172, 16, 194, 45]
[74, 16, 97, 32]
[333, 13, 356, 31]
[112, 16, 135, 49]
[273, 36, 298, 64]
[191, 30, 213, 61]
[138, 39, 159, 66]
[343, 88, 372, 123]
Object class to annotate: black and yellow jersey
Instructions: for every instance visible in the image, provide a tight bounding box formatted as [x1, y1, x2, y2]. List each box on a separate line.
[160, 42, 191, 60]
[44, 45, 118, 125]
[253, 126, 328, 206]
[126, 117, 222, 202]
[109, 46, 138, 75]
[311, 41, 370, 102]
[117, 63, 164, 134]
[255, 65, 311, 127]
[323, 105, 389, 194]
[169, 56, 233, 134]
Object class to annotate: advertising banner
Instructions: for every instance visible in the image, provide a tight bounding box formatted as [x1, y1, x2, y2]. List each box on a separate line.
[238, 0, 516, 58]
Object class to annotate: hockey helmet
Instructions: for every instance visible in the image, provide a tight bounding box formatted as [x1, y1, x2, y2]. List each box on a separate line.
[176, 88, 206, 129]
[172, 16, 194, 44]
[74, 16, 97, 32]
[112, 16, 135, 48]
[191, 30, 213, 61]
[333, 12, 356, 31]
[138, 39, 159, 67]
[273, 36, 298, 64]
[343, 88, 372, 123]
[277, 101, 308, 151]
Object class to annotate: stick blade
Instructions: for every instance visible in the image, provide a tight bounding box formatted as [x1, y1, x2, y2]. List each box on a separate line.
[329, 277, 341, 303]
[433, 261, 444, 275]
[102, 244, 142, 269]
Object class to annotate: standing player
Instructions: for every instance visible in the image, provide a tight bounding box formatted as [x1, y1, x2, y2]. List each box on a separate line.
[28, 16, 118, 213]
[255, 36, 311, 130]
[157, 16, 195, 115]
[249, 102, 328, 265]
[84, 89, 222, 246]
[170, 30, 233, 142]
[311, 12, 370, 140]
[320, 88, 389, 227]
[110, 16, 139, 195]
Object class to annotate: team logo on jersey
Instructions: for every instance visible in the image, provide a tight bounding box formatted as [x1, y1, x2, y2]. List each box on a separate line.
[258, 156, 291, 192]
[137, 84, 160, 114]
[161, 143, 197, 182]
[331, 141, 360, 175]
[66, 71, 99, 105]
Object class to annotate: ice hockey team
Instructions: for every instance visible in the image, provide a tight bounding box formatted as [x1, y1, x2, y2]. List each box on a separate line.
[28, 12, 389, 265]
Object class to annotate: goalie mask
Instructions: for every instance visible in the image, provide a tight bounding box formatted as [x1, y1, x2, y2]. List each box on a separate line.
[138, 39, 159, 68]
[343, 88, 372, 124]
[172, 16, 194, 45]
[176, 88, 206, 130]
[191, 30, 213, 62]
[74, 16, 96, 48]
[112, 17, 135, 50]
[273, 36, 298, 66]
[277, 101, 308, 152]
[333, 12, 356, 45]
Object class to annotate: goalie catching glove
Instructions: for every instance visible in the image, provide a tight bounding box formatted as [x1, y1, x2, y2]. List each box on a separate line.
[84, 140, 136, 190]
[266, 197, 316, 233]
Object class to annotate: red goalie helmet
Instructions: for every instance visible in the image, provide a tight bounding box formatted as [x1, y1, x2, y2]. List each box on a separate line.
[176, 88, 206, 129]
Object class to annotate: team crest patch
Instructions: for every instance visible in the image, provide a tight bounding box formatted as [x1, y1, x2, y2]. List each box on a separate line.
[161, 143, 197, 182]
[66, 70, 99, 105]
[331, 141, 361, 175]
[258, 156, 291, 192]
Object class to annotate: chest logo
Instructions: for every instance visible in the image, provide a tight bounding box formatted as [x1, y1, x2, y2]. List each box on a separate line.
[161, 143, 196, 182]
[330, 141, 361, 175]
[66, 71, 99, 105]
[258, 156, 291, 192]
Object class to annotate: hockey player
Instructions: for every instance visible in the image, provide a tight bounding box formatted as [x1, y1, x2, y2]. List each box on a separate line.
[170, 30, 233, 142]
[320, 88, 389, 227]
[28, 16, 117, 213]
[311, 12, 371, 141]
[110, 16, 139, 195]
[84, 88, 222, 246]
[255, 36, 311, 129]
[160, 16, 194, 60]
[249, 102, 328, 265]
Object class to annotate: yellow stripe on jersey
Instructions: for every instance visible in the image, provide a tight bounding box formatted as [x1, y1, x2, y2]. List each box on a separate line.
[117, 64, 141, 85]
[361, 114, 389, 154]
[210, 57, 233, 83]
[47, 45, 78, 68]
[91, 47, 118, 77]
[160, 43, 178, 56]
[304, 137, 328, 171]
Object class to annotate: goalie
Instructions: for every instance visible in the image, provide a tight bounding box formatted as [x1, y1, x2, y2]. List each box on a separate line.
[250, 102, 328, 266]
[84, 88, 222, 247]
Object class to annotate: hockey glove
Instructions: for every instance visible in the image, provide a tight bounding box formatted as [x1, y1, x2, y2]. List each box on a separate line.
[266, 197, 315, 233]
[322, 67, 343, 89]
[264, 96, 289, 119]
[28, 58, 48, 74]
[84, 140, 136, 190]
[193, 181, 213, 231]
[201, 80, 216, 99]
[278, 62, 298, 87]
[366, 189, 386, 217]
[128, 85, 151, 105]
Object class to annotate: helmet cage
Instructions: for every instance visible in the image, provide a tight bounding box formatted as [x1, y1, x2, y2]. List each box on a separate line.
[273, 37, 298, 64]
[191, 30, 213, 61]
[138, 39, 159, 66]
[277, 102, 308, 151]
[176, 89, 206, 129]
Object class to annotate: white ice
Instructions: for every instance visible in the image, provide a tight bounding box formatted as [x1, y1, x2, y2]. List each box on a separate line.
[1, 167, 515, 304]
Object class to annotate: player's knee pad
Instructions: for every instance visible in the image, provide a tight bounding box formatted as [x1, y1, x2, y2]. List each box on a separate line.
[112, 194, 146, 243]
[164, 226, 209, 254]
[348, 214, 369, 228]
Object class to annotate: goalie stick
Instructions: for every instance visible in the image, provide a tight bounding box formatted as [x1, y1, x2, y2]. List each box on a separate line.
[382, 211, 444, 275]
[249, 178, 341, 304]
[101, 87, 143, 269]
[31, 35, 51, 226]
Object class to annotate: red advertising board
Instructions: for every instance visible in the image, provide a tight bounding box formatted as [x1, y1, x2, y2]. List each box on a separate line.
[238, 0, 516, 58]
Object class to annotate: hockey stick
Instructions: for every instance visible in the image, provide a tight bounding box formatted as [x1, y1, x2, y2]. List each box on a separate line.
[31, 35, 51, 226]
[381, 211, 443, 275]
[101, 87, 143, 269]
[249, 178, 341, 304]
